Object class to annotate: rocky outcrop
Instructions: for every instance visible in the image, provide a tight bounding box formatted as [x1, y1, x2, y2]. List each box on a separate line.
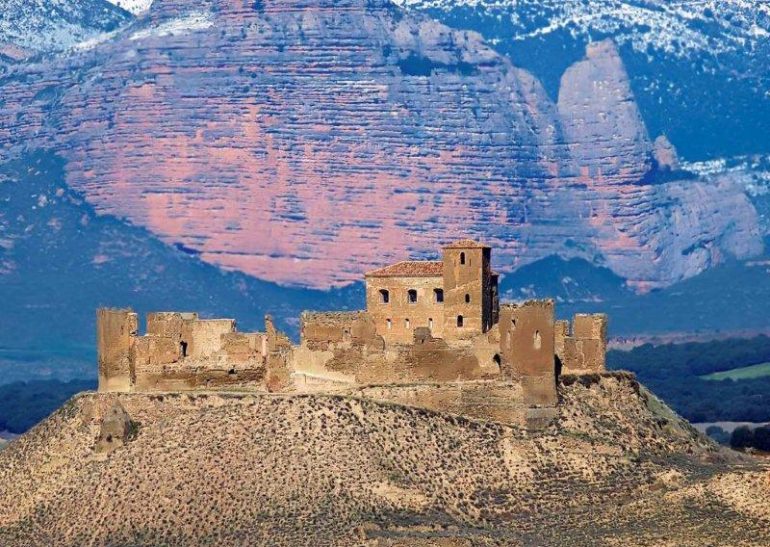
[653, 134, 680, 170]
[95, 402, 133, 453]
[0, 0, 763, 290]
[558, 39, 652, 182]
[556, 39, 762, 289]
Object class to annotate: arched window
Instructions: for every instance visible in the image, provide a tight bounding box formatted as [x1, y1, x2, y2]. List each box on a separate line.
[457, 315, 464, 327]
[534, 330, 542, 350]
[493, 354, 501, 367]
[459, 252, 466, 265]
[407, 289, 417, 303]
[434, 288, 444, 303]
[379, 289, 390, 303]
[405, 318, 411, 329]
[386, 319, 392, 330]
[428, 318, 433, 330]
[511, 318, 517, 330]
[465, 293, 471, 303]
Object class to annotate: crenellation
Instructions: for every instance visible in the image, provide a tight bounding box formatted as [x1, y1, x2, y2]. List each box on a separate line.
[96, 240, 609, 424]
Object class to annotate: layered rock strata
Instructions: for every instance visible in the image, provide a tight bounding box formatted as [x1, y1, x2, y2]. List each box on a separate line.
[0, 0, 761, 289]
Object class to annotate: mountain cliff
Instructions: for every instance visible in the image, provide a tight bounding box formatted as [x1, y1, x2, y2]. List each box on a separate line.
[0, 0, 763, 290]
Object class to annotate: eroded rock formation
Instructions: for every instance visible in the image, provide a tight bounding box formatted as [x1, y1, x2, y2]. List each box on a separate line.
[0, 0, 762, 290]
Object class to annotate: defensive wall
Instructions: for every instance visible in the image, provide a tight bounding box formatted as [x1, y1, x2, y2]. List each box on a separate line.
[97, 309, 292, 393]
[96, 240, 608, 425]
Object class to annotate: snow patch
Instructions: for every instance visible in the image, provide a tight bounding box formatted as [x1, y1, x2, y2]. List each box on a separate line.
[393, 0, 770, 59]
[129, 12, 214, 41]
[106, 0, 154, 15]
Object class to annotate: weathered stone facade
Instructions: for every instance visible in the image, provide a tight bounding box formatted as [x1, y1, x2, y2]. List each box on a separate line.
[97, 240, 607, 423]
[555, 314, 608, 374]
[98, 310, 291, 393]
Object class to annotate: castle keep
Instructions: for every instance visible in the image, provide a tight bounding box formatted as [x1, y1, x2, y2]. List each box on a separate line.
[98, 240, 607, 425]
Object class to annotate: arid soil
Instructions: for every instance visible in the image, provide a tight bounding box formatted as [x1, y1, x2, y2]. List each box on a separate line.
[0, 374, 767, 546]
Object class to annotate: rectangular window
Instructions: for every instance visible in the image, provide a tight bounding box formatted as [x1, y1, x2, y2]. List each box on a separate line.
[408, 289, 417, 303]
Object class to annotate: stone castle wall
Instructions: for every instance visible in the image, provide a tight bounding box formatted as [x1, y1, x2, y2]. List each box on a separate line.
[97, 308, 138, 393]
[499, 300, 558, 407]
[98, 310, 291, 393]
[365, 276, 445, 344]
[97, 300, 607, 421]
[555, 314, 608, 374]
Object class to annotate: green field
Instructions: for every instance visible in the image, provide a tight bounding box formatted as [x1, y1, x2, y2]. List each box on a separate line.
[701, 362, 770, 381]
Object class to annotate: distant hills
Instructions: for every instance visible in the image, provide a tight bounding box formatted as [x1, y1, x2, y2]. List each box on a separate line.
[395, 0, 770, 160]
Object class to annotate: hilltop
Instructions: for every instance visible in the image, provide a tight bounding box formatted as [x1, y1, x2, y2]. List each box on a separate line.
[0, 373, 767, 545]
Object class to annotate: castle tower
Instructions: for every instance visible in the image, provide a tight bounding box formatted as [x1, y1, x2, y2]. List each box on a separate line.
[442, 239, 495, 339]
[499, 300, 557, 406]
[97, 308, 138, 392]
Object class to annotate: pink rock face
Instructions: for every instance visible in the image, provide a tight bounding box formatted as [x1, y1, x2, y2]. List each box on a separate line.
[0, 0, 762, 289]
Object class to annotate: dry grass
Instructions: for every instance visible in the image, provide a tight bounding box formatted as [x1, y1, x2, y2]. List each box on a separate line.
[0, 376, 767, 546]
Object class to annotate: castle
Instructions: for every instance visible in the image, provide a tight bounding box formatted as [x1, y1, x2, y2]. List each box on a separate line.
[98, 240, 607, 425]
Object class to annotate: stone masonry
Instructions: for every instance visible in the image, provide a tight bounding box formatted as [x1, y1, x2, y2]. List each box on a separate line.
[97, 240, 608, 423]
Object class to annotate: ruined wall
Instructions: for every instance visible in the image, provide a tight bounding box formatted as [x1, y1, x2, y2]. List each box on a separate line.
[98, 312, 287, 394]
[557, 314, 608, 374]
[442, 245, 492, 340]
[300, 311, 380, 351]
[499, 300, 557, 407]
[264, 315, 294, 392]
[294, 317, 501, 387]
[181, 319, 236, 359]
[365, 276, 445, 344]
[97, 308, 138, 393]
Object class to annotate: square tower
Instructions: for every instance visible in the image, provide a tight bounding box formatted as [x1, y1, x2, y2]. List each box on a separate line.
[442, 239, 495, 339]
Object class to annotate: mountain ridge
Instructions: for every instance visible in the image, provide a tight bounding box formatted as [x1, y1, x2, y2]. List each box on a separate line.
[0, 0, 762, 291]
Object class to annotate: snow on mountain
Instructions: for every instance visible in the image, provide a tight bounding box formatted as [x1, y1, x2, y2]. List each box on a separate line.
[394, 0, 770, 60]
[106, 0, 154, 15]
[0, 0, 132, 58]
[394, 0, 770, 161]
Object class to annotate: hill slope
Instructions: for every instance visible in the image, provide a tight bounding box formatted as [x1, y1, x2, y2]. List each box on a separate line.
[0, 375, 767, 545]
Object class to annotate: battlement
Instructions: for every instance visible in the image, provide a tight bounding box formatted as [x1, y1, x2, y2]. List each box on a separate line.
[96, 241, 609, 424]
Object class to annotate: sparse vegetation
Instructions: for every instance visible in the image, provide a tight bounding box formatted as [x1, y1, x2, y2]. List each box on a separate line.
[608, 336, 770, 423]
[701, 362, 770, 381]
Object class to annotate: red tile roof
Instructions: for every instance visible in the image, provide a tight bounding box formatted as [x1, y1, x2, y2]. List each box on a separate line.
[443, 239, 490, 249]
[365, 260, 444, 278]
